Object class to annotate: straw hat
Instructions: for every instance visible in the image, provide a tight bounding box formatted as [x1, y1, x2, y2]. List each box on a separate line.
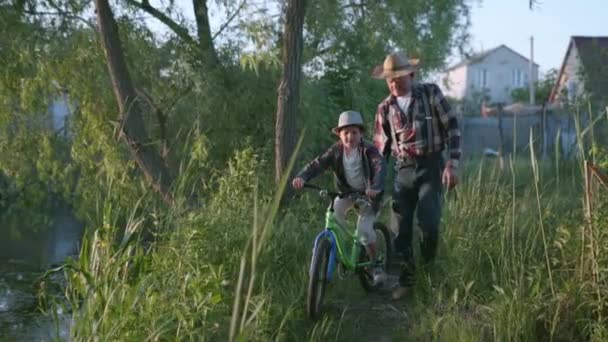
[371, 51, 419, 79]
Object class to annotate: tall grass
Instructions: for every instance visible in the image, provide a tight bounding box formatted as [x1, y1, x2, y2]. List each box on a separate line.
[48, 108, 608, 341]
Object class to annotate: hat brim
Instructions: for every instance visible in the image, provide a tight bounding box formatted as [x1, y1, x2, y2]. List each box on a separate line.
[332, 124, 366, 135]
[371, 59, 420, 79]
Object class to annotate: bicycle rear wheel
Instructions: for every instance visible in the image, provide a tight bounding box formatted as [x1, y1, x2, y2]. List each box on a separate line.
[307, 238, 331, 319]
[357, 222, 392, 292]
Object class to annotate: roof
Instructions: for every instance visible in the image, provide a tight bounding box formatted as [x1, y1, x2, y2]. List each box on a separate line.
[548, 36, 608, 103]
[572, 36, 608, 69]
[445, 44, 539, 71]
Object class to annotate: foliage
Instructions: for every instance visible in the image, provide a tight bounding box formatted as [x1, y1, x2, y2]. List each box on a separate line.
[511, 68, 557, 104]
[12, 1, 608, 341]
[578, 42, 608, 107]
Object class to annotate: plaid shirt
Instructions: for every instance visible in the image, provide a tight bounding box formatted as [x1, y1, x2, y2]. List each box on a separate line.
[373, 83, 461, 169]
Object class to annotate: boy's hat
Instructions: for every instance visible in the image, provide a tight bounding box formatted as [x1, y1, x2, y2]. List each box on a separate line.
[371, 51, 419, 79]
[332, 111, 365, 134]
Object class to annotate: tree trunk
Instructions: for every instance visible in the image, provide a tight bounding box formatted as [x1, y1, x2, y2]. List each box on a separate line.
[192, 0, 219, 70]
[95, 0, 175, 205]
[275, 0, 306, 184]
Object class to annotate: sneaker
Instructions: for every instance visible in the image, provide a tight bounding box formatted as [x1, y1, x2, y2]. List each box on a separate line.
[372, 267, 386, 286]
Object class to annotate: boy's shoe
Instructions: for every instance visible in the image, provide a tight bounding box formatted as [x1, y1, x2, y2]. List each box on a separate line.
[372, 267, 386, 286]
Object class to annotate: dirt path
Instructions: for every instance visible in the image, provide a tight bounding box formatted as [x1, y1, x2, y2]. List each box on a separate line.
[320, 274, 415, 341]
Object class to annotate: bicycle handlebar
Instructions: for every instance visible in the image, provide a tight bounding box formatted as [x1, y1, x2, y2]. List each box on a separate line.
[302, 184, 369, 203]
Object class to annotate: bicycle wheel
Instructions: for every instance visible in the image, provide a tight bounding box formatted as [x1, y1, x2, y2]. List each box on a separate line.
[307, 238, 331, 319]
[357, 222, 392, 292]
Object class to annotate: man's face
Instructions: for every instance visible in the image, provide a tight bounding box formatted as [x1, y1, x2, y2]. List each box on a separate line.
[386, 74, 413, 96]
[338, 126, 362, 150]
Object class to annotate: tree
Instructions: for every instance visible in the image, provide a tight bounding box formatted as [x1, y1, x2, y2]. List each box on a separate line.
[123, 0, 222, 74]
[274, 0, 306, 184]
[94, 0, 175, 205]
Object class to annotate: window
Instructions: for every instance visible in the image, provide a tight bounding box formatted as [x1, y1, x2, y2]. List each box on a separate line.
[476, 69, 488, 88]
[512, 68, 524, 87]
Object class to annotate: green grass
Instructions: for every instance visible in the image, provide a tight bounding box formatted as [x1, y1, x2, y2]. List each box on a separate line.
[48, 143, 608, 341]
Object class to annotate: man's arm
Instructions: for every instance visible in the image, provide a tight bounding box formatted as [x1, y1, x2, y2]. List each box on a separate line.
[367, 146, 387, 192]
[430, 84, 461, 169]
[373, 104, 392, 160]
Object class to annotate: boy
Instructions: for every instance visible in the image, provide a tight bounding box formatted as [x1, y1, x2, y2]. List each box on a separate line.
[292, 111, 387, 283]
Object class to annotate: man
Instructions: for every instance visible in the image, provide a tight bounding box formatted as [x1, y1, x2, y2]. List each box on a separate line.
[371, 52, 461, 299]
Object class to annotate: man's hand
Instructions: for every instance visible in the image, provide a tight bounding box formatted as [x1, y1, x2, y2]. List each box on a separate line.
[442, 167, 458, 189]
[365, 189, 381, 198]
[292, 177, 305, 190]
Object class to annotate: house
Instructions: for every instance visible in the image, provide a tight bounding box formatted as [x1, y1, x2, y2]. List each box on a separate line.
[440, 45, 539, 104]
[549, 36, 608, 104]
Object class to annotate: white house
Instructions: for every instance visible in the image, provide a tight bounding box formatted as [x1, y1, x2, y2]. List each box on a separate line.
[440, 45, 539, 104]
[549, 36, 608, 104]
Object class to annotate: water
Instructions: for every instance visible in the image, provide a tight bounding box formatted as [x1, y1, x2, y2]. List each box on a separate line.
[0, 208, 83, 341]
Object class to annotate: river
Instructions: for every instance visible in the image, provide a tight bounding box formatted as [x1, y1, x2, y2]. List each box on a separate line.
[0, 208, 83, 341]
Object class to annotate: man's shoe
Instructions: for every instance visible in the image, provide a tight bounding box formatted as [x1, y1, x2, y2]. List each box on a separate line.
[391, 286, 412, 300]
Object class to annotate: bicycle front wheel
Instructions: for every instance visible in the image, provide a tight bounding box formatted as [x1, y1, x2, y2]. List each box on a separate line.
[307, 238, 331, 320]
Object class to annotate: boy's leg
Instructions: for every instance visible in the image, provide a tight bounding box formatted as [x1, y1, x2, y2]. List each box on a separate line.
[333, 197, 354, 229]
[356, 203, 377, 258]
[357, 204, 386, 284]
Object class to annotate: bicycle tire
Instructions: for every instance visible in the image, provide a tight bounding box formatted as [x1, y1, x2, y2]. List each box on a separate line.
[306, 238, 331, 319]
[357, 222, 392, 292]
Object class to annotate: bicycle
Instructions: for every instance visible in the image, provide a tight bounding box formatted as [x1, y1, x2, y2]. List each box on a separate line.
[303, 184, 392, 319]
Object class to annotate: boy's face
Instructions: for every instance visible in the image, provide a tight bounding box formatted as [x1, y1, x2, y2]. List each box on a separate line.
[338, 126, 362, 150]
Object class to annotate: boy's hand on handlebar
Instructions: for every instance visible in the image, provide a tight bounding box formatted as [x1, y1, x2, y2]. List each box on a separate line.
[292, 177, 305, 190]
[365, 189, 381, 198]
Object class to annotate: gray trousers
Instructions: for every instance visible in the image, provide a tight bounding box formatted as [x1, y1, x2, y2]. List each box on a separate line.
[391, 152, 444, 286]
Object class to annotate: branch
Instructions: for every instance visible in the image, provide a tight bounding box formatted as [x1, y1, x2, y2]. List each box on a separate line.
[529, 0, 541, 10]
[124, 0, 196, 45]
[211, 0, 247, 41]
[22, 9, 96, 30]
[339, 0, 367, 12]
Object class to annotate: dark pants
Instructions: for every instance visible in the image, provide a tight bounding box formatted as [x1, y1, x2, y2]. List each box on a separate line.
[391, 152, 444, 286]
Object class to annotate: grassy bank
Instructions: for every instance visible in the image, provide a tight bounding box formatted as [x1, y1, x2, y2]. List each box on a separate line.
[54, 149, 608, 341]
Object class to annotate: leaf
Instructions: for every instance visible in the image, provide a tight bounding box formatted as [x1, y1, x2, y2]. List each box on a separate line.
[492, 285, 506, 296]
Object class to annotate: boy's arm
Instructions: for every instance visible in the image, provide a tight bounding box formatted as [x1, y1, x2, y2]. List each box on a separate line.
[295, 144, 337, 182]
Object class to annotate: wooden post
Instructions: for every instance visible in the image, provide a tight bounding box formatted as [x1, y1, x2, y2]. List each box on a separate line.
[497, 103, 504, 170]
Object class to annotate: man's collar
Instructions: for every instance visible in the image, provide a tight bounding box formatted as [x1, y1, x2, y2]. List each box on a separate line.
[388, 83, 422, 103]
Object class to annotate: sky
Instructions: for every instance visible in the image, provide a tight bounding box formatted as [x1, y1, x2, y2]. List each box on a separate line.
[462, 0, 607, 75]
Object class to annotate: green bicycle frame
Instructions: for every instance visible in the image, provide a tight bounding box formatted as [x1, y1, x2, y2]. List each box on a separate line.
[312, 203, 373, 278]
